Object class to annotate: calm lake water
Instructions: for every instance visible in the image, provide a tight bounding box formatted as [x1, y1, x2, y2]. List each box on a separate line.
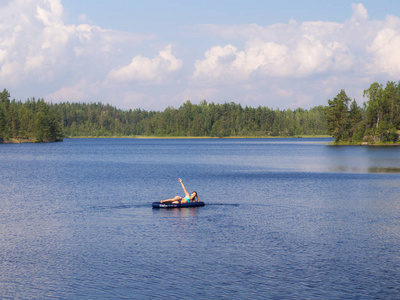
[1, 138, 400, 299]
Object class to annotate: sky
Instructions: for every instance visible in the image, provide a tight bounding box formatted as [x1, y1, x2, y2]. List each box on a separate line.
[1, 0, 400, 111]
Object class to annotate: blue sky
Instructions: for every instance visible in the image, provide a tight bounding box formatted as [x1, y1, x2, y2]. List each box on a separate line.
[64, 0, 395, 28]
[1, 0, 400, 110]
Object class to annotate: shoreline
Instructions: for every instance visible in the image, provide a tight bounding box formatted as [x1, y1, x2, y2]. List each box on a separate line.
[0, 138, 63, 144]
[66, 135, 332, 139]
[3, 136, 399, 145]
[1, 135, 332, 144]
[1, 135, 331, 144]
[0, 138, 36, 144]
[331, 141, 400, 146]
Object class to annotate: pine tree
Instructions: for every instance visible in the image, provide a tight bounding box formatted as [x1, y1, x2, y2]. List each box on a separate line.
[325, 90, 351, 142]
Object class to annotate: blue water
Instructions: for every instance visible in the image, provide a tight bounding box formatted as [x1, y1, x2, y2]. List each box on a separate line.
[1, 138, 400, 299]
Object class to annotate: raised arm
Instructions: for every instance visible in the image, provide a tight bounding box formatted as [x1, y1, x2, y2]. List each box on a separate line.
[179, 178, 190, 197]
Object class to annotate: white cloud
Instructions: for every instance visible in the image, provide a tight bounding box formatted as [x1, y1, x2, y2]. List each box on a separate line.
[351, 3, 369, 22]
[25, 54, 44, 71]
[35, 0, 63, 27]
[78, 13, 87, 23]
[192, 44, 244, 82]
[0, 0, 153, 86]
[192, 5, 377, 87]
[192, 35, 354, 84]
[190, 2, 400, 109]
[45, 76, 110, 104]
[367, 17, 400, 77]
[46, 79, 90, 101]
[106, 44, 183, 83]
[2, 1, 400, 111]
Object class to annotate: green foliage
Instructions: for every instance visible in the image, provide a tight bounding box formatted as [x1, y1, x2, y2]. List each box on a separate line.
[327, 81, 400, 144]
[1, 88, 331, 142]
[52, 100, 327, 138]
[325, 90, 354, 142]
[0, 89, 64, 143]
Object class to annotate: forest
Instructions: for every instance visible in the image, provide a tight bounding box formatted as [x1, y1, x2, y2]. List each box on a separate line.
[325, 81, 400, 144]
[2, 80, 399, 143]
[0, 87, 328, 142]
[52, 100, 327, 138]
[0, 89, 63, 143]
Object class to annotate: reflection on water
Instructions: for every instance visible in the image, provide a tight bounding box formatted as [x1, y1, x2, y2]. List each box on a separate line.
[326, 166, 400, 173]
[368, 167, 400, 173]
[320, 143, 400, 174]
[153, 207, 202, 222]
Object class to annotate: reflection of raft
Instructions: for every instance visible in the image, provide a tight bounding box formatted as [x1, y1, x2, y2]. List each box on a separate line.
[152, 201, 205, 209]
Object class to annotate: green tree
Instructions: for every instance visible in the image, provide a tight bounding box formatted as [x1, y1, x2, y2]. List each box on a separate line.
[363, 82, 383, 130]
[34, 111, 47, 142]
[326, 90, 351, 142]
[0, 89, 11, 140]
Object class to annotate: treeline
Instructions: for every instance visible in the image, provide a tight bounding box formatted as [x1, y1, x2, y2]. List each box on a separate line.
[325, 81, 400, 144]
[3, 81, 399, 143]
[1, 88, 329, 142]
[0, 89, 63, 143]
[52, 100, 327, 137]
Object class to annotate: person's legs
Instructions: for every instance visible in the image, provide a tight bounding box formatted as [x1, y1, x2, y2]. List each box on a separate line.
[160, 196, 182, 203]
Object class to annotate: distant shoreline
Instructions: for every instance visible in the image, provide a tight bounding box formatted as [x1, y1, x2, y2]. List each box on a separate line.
[5, 136, 400, 145]
[3, 136, 399, 145]
[1, 135, 333, 144]
[331, 141, 400, 146]
[66, 135, 332, 139]
[0, 138, 62, 144]
[60, 136, 400, 145]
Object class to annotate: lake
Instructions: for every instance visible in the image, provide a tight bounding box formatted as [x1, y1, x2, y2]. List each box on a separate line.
[1, 138, 399, 299]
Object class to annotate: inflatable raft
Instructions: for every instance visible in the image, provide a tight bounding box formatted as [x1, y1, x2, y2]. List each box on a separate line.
[152, 201, 205, 209]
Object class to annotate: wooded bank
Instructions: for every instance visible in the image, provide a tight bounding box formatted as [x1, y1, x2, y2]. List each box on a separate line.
[53, 100, 327, 138]
[325, 81, 400, 144]
[2, 80, 400, 144]
[0, 89, 63, 143]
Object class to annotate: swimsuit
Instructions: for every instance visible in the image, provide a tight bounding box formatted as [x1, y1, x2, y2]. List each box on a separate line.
[184, 196, 190, 203]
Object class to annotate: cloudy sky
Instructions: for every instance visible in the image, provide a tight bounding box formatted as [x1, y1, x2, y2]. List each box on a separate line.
[1, 0, 400, 111]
